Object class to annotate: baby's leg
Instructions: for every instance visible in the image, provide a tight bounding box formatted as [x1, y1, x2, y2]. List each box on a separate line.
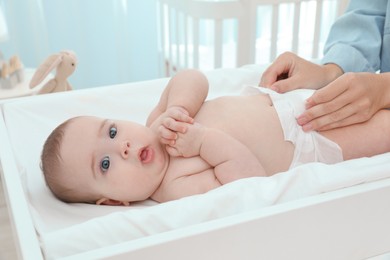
[320, 109, 390, 160]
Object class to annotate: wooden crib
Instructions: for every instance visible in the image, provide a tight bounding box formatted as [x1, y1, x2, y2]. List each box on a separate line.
[158, 0, 349, 76]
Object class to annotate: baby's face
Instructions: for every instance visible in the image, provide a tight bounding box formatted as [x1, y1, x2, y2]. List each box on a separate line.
[60, 116, 169, 203]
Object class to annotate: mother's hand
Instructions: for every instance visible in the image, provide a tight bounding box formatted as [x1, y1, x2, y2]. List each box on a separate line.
[297, 72, 390, 131]
[260, 52, 342, 93]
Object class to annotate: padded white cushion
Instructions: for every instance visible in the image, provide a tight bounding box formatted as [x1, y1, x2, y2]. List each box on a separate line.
[2, 64, 390, 258]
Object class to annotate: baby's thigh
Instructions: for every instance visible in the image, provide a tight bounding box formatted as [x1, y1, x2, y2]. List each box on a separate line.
[320, 109, 390, 160]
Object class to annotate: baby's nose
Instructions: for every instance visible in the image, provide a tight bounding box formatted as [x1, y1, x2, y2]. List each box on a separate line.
[121, 141, 130, 158]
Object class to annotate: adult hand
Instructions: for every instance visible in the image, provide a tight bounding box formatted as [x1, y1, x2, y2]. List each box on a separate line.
[260, 52, 342, 93]
[297, 72, 390, 131]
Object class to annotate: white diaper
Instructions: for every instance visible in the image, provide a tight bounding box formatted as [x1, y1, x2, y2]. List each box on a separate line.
[242, 85, 343, 169]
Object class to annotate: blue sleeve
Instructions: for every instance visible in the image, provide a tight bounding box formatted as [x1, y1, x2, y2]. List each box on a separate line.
[321, 0, 387, 73]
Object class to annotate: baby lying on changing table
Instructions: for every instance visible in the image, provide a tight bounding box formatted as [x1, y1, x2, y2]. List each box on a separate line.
[41, 69, 390, 205]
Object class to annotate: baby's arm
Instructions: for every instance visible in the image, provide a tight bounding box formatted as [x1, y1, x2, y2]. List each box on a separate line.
[167, 123, 267, 184]
[147, 69, 209, 144]
[147, 69, 208, 125]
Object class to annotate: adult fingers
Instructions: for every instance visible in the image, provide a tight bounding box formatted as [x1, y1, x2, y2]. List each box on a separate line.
[305, 75, 350, 109]
[297, 88, 354, 126]
[260, 64, 300, 93]
[260, 66, 281, 88]
[270, 75, 302, 93]
[260, 55, 293, 87]
[300, 103, 357, 131]
[316, 113, 367, 131]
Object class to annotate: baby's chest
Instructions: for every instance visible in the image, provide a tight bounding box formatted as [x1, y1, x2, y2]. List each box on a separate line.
[196, 95, 275, 132]
[166, 156, 211, 180]
[153, 156, 217, 202]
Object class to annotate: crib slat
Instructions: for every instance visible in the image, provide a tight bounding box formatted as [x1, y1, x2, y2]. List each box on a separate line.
[292, 1, 301, 53]
[270, 3, 279, 61]
[159, 1, 168, 76]
[237, 7, 249, 67]
[248, 2, 257, 65]
[193, 17, 200, 69]
[168, 5, 174, 75]
[312, 0, 323, 59]
[158, 0, 348, 76]
[184, 14, 189, 68]
[236, 0, 256, 66]
[175, 8, 181, 71]
[214, 19, 223, 68]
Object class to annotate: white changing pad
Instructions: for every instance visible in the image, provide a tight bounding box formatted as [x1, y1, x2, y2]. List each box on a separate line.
[2, 64, 390, 259]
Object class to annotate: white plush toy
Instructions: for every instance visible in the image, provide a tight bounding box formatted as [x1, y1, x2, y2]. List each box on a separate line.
[29, 50, 77, 94]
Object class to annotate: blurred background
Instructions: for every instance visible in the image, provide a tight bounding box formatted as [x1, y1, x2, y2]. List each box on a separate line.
[0, 0, 160, 89]
[0, 0, 346, 90]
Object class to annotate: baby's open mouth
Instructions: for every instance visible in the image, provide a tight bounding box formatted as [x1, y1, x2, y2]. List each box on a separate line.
[139, 147, 153, 163]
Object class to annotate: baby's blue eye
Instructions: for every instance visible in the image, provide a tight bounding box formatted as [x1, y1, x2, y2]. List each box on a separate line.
[100, 156, 110, 172]
[109, 126, 117, 139]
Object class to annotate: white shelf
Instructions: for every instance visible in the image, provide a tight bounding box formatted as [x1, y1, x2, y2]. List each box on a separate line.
[0, 68, 40, 100]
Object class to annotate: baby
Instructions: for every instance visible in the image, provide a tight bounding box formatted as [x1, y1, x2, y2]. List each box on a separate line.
[41, 69, 390, 205]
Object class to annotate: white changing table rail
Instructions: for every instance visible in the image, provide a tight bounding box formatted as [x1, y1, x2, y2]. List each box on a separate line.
[1, 65, 390, 259]
[0, 110, 43, 259]
[158, 0, 349, 76]
[60, 177, 390, 259]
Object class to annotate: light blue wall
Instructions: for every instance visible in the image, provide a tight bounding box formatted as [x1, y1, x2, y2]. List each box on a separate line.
[0, 0, 160, 89]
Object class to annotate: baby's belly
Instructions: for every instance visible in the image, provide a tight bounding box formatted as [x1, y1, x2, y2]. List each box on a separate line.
[195, 94, 294, 175]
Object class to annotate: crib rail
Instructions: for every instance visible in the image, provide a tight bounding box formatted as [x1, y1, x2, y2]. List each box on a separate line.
[158, 0, 349, 76]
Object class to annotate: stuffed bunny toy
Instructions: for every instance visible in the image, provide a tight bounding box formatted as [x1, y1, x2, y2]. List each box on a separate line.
[29, 50, 77, 94]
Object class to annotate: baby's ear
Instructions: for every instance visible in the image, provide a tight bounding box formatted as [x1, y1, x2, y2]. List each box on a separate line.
[96, 198, 130, 206]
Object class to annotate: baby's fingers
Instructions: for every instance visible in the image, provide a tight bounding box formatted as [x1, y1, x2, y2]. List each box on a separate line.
[165, 145, 182, 157]
[168, 107, 194, 123]
[163, 118, 189, 133]
[176, 112, 193, 124]
[158, 125, 177, 144]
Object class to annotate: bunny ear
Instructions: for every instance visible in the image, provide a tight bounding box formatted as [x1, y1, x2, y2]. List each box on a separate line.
[61, 50, 77, 63]
[29, 54, 63, 88]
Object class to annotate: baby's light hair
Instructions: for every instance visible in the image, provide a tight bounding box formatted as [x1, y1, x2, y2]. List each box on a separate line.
[41, 117, 99, 204]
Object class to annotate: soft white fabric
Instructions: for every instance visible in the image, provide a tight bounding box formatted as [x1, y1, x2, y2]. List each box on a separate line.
[2, 64, 390, 259]
[1, 65, 264, 232]
[40, 154, 390, 259]
[242, 86, 343, 168]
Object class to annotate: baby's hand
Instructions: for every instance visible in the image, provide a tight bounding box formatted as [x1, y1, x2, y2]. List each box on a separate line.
[166, 122, 205, 157]
[156, 106, 194, 145]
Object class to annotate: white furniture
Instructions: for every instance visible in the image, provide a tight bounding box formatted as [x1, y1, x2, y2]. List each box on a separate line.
[0, 68, 43, 99]
[158, 0, 349, 75]
[1, 64, 390, 259]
